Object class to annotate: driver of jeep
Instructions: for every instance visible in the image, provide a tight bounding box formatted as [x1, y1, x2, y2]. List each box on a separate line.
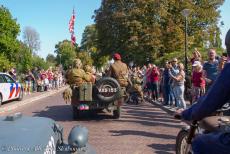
[176, 29, 230, 154]
[107, 53, 129, 88]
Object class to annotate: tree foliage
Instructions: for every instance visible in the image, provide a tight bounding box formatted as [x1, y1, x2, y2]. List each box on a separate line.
[81, 24, 109, 69]
[46, 54, 56, 64]
[94, 0, 224, 65]
[81, 24, 98, 52]
[32, 55, 49, 70]
[0, 5, 56, 73]
[15, 42, 33, 73]
[54, 40, 76, 69]
[0, 5, 20, 64]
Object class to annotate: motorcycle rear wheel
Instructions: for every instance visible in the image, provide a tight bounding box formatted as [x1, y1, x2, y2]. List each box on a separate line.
[175, 130, 192, 154]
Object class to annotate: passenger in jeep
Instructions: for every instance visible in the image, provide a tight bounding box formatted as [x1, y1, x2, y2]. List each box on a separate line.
[107, 53, 129, 88]
[63, 58, 92, 103]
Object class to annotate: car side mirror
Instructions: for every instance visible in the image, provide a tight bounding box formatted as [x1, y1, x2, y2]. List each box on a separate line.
[68, 125, 88, 150]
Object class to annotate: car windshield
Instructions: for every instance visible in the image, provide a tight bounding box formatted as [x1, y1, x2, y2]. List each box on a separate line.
[4, 75, 15, 83]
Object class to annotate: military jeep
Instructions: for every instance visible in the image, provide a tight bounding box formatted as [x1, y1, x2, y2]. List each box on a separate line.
[71, 77, 124, 119]
[0, 113, 96, 154]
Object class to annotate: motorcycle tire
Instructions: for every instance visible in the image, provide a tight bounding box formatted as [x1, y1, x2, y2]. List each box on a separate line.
[175, 130, 192, 154]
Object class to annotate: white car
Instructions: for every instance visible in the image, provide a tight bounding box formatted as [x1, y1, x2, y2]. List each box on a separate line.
[0, 73, 23, 105]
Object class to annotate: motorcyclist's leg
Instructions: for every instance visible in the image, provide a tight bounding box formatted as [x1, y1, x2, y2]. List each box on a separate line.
[192, 132, 230, 154]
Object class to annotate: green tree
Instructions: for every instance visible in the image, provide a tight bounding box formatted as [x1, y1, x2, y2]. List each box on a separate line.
[54, 40, 76, 69]
[32, 56, 49, 70]
[81, 24, 98, 52]
[46, 54, 56, 64]
[0, 54, 14, 72]
[80, 24, 108, 69]
[94, 0, 224, 65]
[15, 42, 33, 73]
[0, 5, 20, 63]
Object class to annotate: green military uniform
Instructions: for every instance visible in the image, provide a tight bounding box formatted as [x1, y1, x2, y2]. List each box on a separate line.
[129, 73, 144, 99]
[107, 60, 129, 87]
[63, 59, 88, 103]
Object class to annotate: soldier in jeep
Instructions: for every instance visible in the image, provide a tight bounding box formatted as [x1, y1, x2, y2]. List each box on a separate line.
[107, 53, 129, 88]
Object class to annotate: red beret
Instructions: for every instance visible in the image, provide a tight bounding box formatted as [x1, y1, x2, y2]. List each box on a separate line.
[113, 53, 121, 60]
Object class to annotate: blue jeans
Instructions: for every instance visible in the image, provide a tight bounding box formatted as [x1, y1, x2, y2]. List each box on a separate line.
[171, 85, 178, 107]
[173, 85, 186, 109]
[192, 132, 230, 154]
[163, 84, 174, 105]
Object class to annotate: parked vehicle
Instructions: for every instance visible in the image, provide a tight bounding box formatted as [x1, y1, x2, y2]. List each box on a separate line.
[71, 77, 125, 119]
[175, 104, 230, 154]
[0, 113, 96, 154]
[0, 73, 23, 106]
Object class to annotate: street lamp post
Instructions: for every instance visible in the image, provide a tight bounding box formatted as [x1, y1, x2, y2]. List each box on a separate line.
[181, 9, 190, 76]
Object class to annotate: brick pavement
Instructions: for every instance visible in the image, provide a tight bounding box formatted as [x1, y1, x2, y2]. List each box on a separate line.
[2, 92, 183, 154]
[0, 86, 67, 114]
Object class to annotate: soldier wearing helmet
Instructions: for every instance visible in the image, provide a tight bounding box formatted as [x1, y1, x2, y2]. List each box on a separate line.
[67, 58, 87, 87]
[107, 53, 129, 87]
[63, 59, 85, 103]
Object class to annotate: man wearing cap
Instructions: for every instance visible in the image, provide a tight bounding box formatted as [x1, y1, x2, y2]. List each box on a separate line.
[107, 53, 129, 87]
[175, 29, 230, 153]
[203, 49, 219, 90]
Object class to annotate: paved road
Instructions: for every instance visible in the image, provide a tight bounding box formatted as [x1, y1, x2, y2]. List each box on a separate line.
[0, 91, 182, 154]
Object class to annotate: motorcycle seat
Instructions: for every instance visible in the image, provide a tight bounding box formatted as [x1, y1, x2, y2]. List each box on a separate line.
[200, 116, 230, 132]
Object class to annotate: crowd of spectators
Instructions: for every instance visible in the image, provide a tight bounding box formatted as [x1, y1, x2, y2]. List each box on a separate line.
[5, 66, 65, 95]
[127, 48, 227, 110]
[3, 48, 227, 106]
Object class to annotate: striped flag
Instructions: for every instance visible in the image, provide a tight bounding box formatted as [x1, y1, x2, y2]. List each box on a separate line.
[69, 9, 76, 45]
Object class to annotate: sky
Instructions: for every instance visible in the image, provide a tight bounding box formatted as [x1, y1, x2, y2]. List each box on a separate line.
[0, 0, 230, 59]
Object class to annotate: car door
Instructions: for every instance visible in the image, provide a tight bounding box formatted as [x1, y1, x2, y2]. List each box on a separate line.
[0, 74, 10, 102]
[3, 74, 17, 101]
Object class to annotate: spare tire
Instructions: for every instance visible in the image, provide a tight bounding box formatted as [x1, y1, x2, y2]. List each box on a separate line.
[94, 77, 121, 103]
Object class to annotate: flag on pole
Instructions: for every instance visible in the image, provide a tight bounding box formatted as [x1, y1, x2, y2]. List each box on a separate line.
[69, 9, 76, 45]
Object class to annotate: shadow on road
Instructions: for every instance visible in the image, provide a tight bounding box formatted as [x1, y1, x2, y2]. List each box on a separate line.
[33, 105, 73, 121]
[119, 103, 181, 129]
[148, 143, 175, 154]
[32, 105, 117, 121]
[110, 130, 176, 140]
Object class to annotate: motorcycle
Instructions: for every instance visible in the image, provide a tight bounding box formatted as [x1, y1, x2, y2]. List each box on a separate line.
[126, 91, 143, 105]
[175, 103, 230, 154]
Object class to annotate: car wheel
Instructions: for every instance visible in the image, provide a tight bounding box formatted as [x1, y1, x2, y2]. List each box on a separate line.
[0, 94, 2, 106]
[17, 89, 23, 101]
[94, 77, 121, 103]
[113, 106, 121, 119]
